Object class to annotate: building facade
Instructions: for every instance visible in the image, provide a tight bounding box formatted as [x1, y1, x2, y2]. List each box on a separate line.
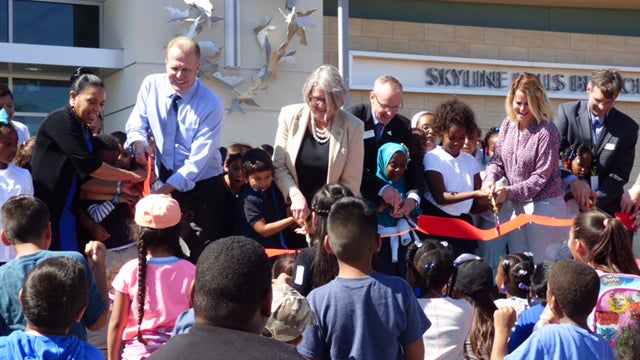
[1, 0, 324, 147]
[325, 0, 640, 182]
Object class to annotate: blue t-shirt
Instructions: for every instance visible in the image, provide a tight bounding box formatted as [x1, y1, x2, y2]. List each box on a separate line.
[0, 330, 103, 359]
[235, 183, 289, 249]
[509, 303, 544, 352]
[0, 251, 106, 340]
[171, 308, 195, 337]
[506, 323, 614, 360]
[297, 272, 430, 360]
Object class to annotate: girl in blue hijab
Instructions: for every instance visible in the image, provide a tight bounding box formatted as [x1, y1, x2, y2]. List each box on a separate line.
[375, 142, 421, 277]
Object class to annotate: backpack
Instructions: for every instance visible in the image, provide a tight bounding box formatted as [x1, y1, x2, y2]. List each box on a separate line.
[590, 273, 640, 357]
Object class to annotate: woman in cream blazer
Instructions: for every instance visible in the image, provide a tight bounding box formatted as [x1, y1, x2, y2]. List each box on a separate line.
[273, 65, 364, 220]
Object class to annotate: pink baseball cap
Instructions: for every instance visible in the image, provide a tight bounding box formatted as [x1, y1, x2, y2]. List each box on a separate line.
[134, 194, 181, 229]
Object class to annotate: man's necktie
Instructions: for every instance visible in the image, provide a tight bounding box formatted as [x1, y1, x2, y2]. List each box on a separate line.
[162, 94, 181, 171]
[375, 122, 385, 143]
[593, 117, 603, 145]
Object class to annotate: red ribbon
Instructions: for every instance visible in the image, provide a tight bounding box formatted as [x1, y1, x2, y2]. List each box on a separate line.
[265, 248, 300, 258]
[264, 214, 574, 257]
[415, 214, 573, 241]
[142, 154, 153, 196]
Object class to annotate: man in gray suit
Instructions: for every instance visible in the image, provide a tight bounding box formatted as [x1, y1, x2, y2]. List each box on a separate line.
[555, 69, 638, 216]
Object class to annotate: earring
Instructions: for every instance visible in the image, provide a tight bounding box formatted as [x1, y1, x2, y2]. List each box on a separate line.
[500, 285, 507, 293]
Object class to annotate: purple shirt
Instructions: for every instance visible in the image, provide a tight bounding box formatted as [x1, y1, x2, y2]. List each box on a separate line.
[484, 117, 563, 203]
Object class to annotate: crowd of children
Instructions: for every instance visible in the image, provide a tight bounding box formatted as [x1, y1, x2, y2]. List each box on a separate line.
[0, 183, 639, 359]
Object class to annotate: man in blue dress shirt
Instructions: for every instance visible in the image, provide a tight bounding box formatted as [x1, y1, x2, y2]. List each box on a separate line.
[126, 36, 224, 262]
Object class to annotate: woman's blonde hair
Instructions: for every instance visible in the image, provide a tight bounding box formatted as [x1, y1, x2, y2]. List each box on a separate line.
[505, 73, 555, 125]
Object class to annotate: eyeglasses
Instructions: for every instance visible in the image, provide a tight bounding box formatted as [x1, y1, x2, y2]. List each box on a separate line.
[309, 96, 326, 105]
[373, 95, 403, 112]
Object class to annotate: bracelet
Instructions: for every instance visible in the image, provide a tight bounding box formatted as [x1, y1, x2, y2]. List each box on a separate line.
[116, 181, 122, 194]
[114, 193, 120, 204]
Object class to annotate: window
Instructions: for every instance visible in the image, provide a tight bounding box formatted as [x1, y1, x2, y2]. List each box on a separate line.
[12, 78, 68, 113]
[12, 77, 68, 135]
[0, 0, 7, 42]
[13, 0, 99, 47]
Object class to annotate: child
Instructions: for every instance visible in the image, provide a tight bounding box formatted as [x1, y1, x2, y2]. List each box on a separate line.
[492, 259, 614, 359]
[462, 124, 485, 172]
[14, 136, 36, 170]
[374, 142, 421, 278]
[223, 143, 252, 196]
[0, 111, 33, 265]
[508, 261, 553, 352]
[259, 143, 274, 157]
[449, 254, 497, 360]
[407, 240, 474, 360]
[214, 143, 252, 238]
[411, 111, 438, 152]
[569, 211, 640, 276]
[264, 271, 317, 346]
[272, 253, 297, 279]
[494, 253, 534, 319]
[0, 195, 107, 340]
[483, 127, 500, 162]
[108, 194, 195, 360]
[297, 197, 430, 359]
[235, 148, 298, 249]
[0, 257, 103, 359]
[423, 99, 489, 256]
[408, 129, 428, 164]
[292, 183, 353, 296]
[561, 142, 595, 218]
[110, 131, 135, 171]
[80, 134, 139, 262]
[0, 85, 30, 145]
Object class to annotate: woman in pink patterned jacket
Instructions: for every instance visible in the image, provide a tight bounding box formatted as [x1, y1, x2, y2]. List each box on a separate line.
[482, 73, 566, 263]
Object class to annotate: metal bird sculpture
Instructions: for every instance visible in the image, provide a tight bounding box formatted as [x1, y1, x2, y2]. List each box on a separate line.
[184, 0, 213, 17]
[165, 6, 190, 23]
[253, 18, 276, 49]
[198, 40, 222, 77]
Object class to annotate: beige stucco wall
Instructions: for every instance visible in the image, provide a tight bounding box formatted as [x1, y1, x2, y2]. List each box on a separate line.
[324, 16, 640, 184]
[102, 0, 324, 148]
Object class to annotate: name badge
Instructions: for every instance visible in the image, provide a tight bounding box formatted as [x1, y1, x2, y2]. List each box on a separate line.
[364, 129, 375, 140]
[294, 265, 305, 285]
[604, 143, 616, 151]
[591, 175, 599, 192]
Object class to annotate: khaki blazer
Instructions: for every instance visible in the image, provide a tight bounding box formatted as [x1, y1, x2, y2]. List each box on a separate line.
[273, 103, 364, 201]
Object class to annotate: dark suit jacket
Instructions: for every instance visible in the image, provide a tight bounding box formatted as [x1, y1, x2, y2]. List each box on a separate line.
[345, 102, 424, 198]
[555, 100, 639, 215]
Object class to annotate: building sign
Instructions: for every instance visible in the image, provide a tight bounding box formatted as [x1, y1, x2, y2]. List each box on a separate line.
[349, 51, 640, 102]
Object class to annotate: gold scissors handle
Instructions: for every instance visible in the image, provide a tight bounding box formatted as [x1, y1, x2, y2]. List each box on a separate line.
[490, 192, 502, 239]
[302, 219, 312, 247]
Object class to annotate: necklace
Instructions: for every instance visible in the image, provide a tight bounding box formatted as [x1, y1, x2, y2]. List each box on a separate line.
[310, 118, 331, 144]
